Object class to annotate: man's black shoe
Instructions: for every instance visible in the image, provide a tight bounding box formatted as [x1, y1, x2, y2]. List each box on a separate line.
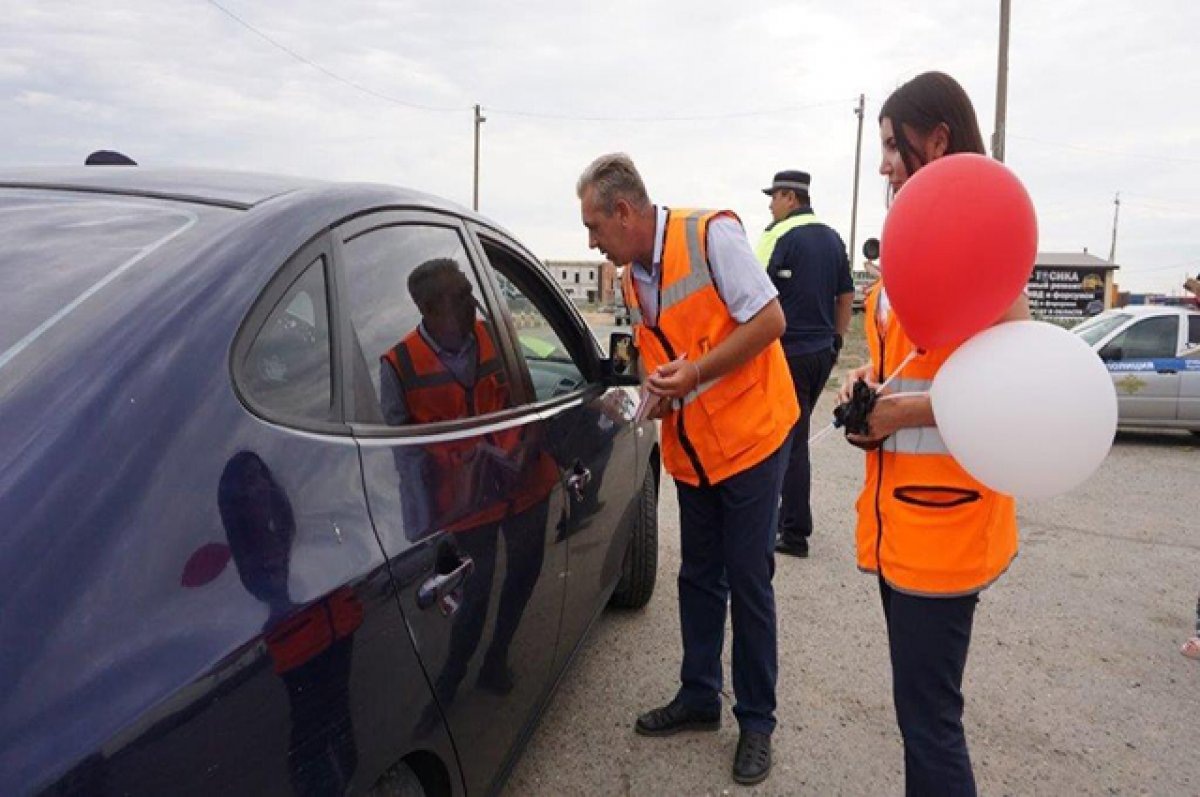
[634, 699, 720, 737]
[775, 537, 809, 558]
[732, 730, 772, 785]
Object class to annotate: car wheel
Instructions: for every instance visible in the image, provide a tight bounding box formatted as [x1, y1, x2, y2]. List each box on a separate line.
[1191, 430, 1200, 439]
[368, 763, 425, 797]
[609, 468, 658, 609]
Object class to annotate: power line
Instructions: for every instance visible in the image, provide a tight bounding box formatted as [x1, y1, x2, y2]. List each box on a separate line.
[485, 98, 852, 123]
[203, 1, 853, 124]
[203, 0, 464, 113]
[1126, 258, 1200, 274]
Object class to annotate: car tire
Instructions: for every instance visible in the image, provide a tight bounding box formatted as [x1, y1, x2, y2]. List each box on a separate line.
[368, 762, 426, 797]
[609, 468, 658, 609]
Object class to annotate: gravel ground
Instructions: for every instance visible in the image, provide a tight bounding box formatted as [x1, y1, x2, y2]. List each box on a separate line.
[504, 390, 1200, 796]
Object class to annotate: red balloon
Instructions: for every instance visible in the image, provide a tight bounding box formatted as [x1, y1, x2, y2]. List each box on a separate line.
[881, 154, 1037, 349]
[181, 542, 232, 588]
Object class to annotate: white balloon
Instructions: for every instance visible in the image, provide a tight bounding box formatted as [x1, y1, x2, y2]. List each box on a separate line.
[929, 320, 1117, 499]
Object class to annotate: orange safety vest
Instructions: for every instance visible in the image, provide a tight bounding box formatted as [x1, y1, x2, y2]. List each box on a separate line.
[382, 320, 553, 530]
[622, 209, 799, 487]
[854, 286, 1019, 596]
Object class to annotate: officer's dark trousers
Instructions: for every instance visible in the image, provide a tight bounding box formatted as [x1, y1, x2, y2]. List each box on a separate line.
[675, 437, 790, 735]
[778, 349, 835, 545]
[880, 579, 979, 797]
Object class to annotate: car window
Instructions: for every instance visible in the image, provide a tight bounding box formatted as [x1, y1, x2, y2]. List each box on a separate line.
[239, 257, 333, 421]
[340, 223, 508, 427]
[1073, 312, 1129, 346]
[1188, 315, 1200, 348]
[1103, 315, 1179, 360]
[477, 238, 588, 403]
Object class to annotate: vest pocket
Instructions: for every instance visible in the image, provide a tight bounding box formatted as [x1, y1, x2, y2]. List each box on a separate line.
[696, 366, 770, 461]
[893, 485, 981, 508]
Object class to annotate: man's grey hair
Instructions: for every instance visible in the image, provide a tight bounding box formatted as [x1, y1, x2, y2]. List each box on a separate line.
[576, 153, 651, 214]
[408, 257, 467, 310]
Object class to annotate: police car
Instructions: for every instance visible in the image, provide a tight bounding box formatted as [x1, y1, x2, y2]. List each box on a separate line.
[1072, 305, 1200, 435]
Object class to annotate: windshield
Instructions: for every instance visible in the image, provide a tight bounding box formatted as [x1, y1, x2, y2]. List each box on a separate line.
[1072, 312, 1130, 347]
[0, 191, 218, 371]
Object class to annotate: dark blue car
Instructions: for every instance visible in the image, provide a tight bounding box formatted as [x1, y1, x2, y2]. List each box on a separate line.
[0, 167, 659, 796]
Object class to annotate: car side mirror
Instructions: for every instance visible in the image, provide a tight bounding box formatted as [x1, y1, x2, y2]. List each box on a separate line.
[603, 332, 641, 386]
[1099, 344, 1123, 362]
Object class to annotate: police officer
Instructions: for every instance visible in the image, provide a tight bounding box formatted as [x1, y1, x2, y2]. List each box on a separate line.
[756, 170, 854, 558]
[577, 153, 798, 786]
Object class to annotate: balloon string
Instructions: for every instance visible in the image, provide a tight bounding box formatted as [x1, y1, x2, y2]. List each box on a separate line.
[808, 348, 923, 445]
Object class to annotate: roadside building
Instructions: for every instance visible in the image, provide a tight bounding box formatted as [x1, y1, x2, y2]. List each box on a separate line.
[545, 260, 616, 307]
[1027, 251, 1120, 320]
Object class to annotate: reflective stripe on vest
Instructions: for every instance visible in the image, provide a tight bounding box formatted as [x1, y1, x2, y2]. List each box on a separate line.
[660, 212, 714, 312]
[879, 377, 948, 455]
[621, 208, 799, 487]
[753, 212, 822, 267]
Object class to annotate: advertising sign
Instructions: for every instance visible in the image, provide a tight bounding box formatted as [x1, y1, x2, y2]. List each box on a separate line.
[1026, 267, 1106, 319]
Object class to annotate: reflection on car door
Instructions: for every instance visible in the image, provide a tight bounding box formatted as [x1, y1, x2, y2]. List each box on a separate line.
[333, 213, 568, 796]
[470, 231, 642, 669]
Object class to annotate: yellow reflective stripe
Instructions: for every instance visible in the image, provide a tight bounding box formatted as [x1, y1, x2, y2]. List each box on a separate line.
[660, 211, 714, 313]
[882, 426, 948, 455]
[878, 377, 944, 453]
[680, 377, 719, 407]
[892, 377, 933, 393]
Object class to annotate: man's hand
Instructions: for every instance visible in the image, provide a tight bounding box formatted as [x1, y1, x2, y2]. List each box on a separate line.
[646, 356, 701, 399]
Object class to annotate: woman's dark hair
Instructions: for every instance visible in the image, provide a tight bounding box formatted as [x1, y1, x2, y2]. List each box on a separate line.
[879, 71, 986, 175]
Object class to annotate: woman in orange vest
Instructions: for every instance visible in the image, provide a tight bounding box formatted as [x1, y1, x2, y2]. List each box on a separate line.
[838, 72, 1029, 797]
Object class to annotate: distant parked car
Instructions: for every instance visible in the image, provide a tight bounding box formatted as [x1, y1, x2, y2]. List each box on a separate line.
[0, 167, 660, 796]
[1073, 305, 1200, 435]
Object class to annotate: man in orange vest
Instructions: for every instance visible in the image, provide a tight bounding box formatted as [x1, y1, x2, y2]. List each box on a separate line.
[577, 153, 799, 786]
[381, 258, 554, 703]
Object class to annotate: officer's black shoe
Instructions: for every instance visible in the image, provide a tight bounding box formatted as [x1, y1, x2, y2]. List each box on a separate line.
[634, 698, 720, 737]
[732, 730, 772, 785]
[774, 537, 809, 558]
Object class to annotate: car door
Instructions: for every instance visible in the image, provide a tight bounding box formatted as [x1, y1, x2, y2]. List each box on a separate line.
[1178, 346, 1200, 424]
[1099, 314, 1183, 422]
[333, 211, 567, 797]
[467, 227, 643, 671]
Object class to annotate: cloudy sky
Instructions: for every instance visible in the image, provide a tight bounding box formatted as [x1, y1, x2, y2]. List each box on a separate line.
[4, 0, 1197, 293]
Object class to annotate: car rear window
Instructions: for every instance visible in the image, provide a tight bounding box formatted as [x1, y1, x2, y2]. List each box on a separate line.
[0, 191, 215, 370]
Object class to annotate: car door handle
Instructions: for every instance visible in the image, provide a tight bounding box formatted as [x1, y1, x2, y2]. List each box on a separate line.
[566, 462, 592, 502]
[417, 556, 475, 614]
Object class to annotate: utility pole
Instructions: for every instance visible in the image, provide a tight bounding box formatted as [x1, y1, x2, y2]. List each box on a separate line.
[848, 93, 866, 269]
[473, 103, 486, 211]
[992, 0, 1011, 162]
[1108, 192, 1120, 263]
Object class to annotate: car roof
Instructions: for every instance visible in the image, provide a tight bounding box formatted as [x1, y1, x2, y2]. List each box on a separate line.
[0, 166, 471, 217]
[0, 166, 333, 209]
[1113, 305, 1199, 317]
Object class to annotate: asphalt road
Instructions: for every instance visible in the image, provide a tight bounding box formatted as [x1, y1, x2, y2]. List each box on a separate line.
[504, 390, 1200, 796]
